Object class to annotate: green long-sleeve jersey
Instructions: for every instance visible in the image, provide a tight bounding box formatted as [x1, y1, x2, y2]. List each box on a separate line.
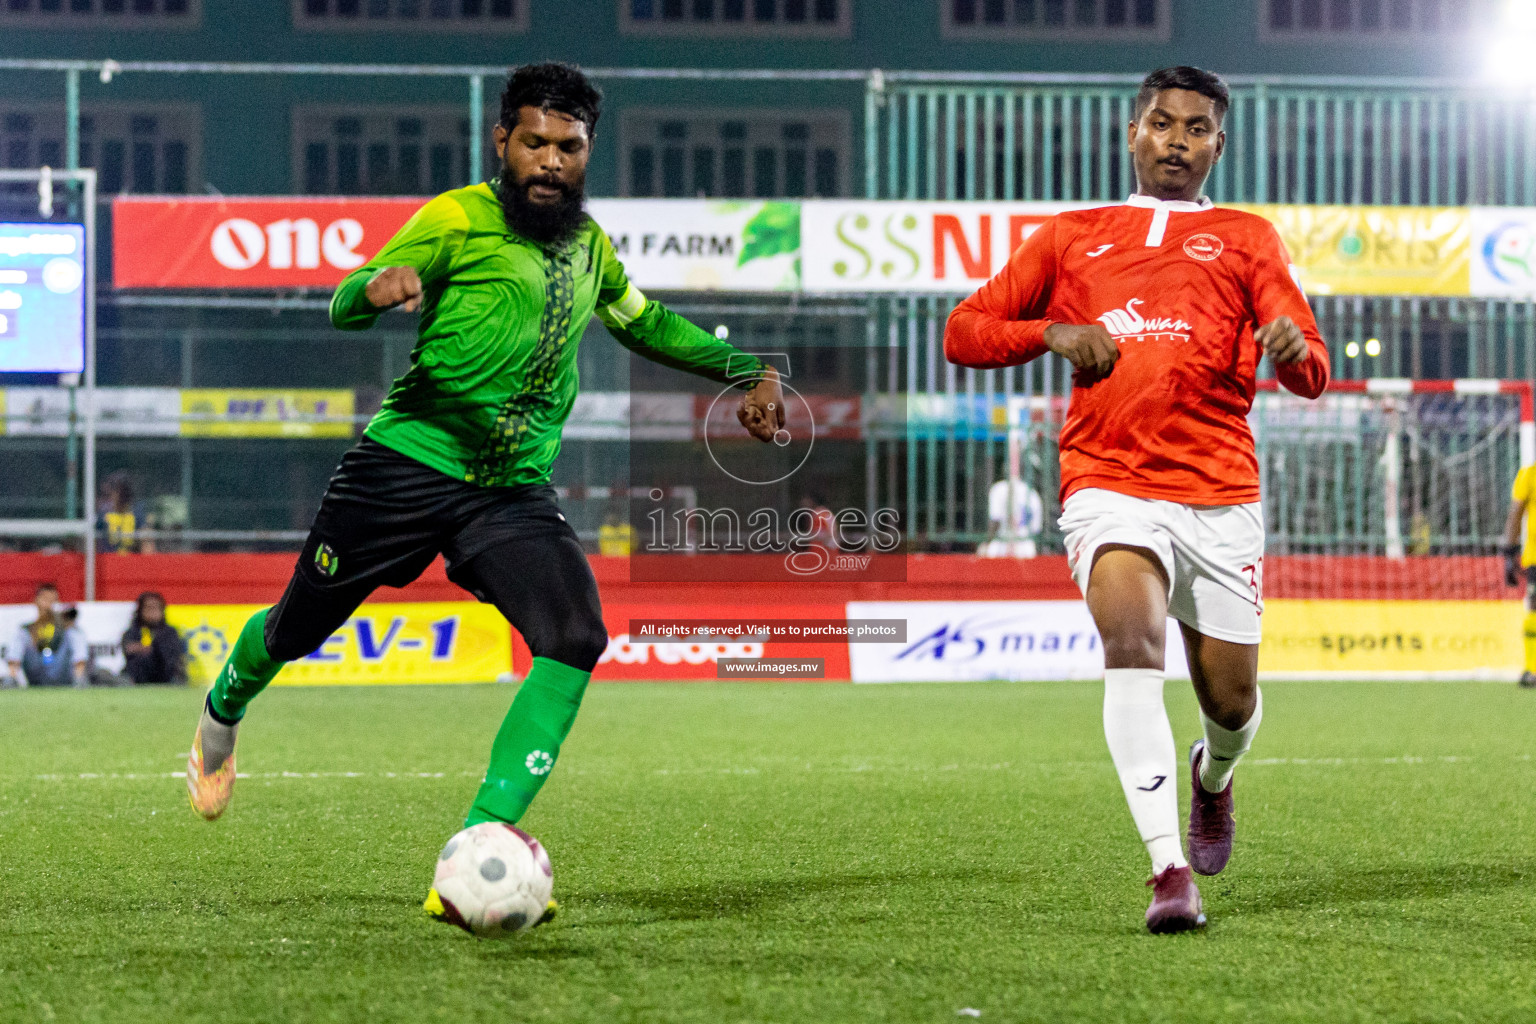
[331, 181, 764, 487]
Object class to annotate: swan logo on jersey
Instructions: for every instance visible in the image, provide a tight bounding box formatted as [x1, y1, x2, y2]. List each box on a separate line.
[1184, 233, 1224, 261]
[1096, 299, 1193, 343]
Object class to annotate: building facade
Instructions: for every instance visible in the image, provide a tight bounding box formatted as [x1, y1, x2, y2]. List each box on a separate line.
[0, 0, 1501, 197]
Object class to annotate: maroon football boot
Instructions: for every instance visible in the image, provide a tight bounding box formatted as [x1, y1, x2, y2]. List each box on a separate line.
[1145, 864, 1206, 934]
[1187, 739, 1235, 876]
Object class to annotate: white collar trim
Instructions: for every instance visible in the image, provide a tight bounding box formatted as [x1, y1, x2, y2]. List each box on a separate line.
[1125, 193, 1214, 213]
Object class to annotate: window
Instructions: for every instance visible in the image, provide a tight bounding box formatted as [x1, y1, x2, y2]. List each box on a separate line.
[0, 0, 198, 28]
[292, 106, 499, 195]
[943, 0, 1169, 39]
[1261, 0, 1491, 37]
[0, 103, 200, 192]
[622, 0, 850, 37]
[294, 0, 527, 32]
[621, 109, 848, 198]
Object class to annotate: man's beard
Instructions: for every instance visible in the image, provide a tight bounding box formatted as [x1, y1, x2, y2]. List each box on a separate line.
[498, 170, 588, 248]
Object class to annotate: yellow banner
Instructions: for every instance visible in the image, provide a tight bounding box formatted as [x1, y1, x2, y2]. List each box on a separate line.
[1260, 599, 1521, 678]
[168, 602, 511, 687]
[180, 389, 355, 438]
[1234, 205, 1471, 297]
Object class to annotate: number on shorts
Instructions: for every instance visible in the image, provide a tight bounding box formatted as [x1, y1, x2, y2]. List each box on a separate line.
[1241, 559, 1264, 612]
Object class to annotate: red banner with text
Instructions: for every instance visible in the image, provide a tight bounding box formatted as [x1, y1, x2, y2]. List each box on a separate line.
[112, 197, 426, 289]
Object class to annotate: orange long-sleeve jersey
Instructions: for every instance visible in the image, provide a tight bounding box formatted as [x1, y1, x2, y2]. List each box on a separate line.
[945, 195, 1330, 506]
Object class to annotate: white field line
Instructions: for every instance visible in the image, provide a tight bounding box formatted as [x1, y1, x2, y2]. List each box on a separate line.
[16, 753, 1534, 782]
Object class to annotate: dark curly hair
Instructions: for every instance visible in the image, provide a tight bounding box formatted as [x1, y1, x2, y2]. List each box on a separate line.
[499, 62, 603, 135]
[1134, 66, 1230, 123]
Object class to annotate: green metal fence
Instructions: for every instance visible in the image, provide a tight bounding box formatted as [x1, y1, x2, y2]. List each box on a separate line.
[866, 73, 1536, 206]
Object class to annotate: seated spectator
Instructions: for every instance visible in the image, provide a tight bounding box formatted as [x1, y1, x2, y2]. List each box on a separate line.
[120, 591, 187, 685]
[6, 583, 88, 688]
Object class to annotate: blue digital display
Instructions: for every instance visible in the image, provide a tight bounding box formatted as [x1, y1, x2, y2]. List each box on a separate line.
[0, 223, 86, 373]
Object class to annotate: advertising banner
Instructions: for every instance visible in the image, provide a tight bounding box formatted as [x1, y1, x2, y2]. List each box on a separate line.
[590, 199, 800, 291]
[1233, 204, 1471, 296]
[846, 599, 1521, 682]
[113, 196, 1536, 298]
[845, 601, 1189, 683]
[169, 602, 511, 687]
[112, 196, 800, 292]
[800, 200, 1098, 294]
[0, 387, 354, 438]
[800, 201, 1483, 297]
[112, 197, 425, 290]
[0, 386, 181, 437]
[1259, 599, 1520, 679]
[1471, 207, 1536, 298]
[180, 389, 355, 438]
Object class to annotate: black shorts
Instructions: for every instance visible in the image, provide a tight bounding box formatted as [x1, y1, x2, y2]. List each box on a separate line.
[298, 437, 573, 590]
[264, 437, 609, 671]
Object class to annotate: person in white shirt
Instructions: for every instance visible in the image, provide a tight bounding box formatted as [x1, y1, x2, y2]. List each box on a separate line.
[6, 583, 88, 688]
[980, 478, 1044, 558]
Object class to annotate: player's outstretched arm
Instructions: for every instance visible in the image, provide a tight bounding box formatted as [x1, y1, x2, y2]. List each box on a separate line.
[591, 229, 779, 442]
[600, 294, 781, 442]
[329, 193, 469, 331]
[945, 218, 1060, 369]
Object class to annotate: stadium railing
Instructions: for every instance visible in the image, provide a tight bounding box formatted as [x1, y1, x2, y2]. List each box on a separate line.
[4, 62, 1536, 563]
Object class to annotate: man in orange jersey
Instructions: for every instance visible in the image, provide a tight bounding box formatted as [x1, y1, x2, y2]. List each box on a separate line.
[946, 66, 1330, 934]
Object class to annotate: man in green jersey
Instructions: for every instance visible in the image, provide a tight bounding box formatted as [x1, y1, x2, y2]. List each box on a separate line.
[185, 65, 784, 903]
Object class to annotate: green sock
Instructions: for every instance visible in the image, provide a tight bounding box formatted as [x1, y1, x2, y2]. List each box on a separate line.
[208, 608, 283, 722]
[465, 657, 591, 827]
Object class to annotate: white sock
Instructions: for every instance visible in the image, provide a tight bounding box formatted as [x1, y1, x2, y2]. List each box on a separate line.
[1103, 668, 1186, 874]
[1198, 688, 1263, 794]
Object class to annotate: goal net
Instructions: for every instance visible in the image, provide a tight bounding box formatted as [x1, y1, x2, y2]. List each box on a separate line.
[1252, 379, 1532, 601]
[1000, 379, 1533, 603]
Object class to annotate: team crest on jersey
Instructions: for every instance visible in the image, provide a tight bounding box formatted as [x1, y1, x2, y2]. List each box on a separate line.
[314, 543, 340, 577]
[1183, 234, 1224, 261]
[1096, 298, 1193, 343]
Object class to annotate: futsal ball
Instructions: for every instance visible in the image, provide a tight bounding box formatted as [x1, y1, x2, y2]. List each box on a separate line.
[431, 822, 553, 938]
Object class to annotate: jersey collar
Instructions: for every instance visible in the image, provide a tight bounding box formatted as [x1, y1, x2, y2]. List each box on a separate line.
[1125, 193, 1214, 213]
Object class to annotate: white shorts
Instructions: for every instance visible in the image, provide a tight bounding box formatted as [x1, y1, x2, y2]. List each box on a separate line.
[1059, 487, 1265, 645]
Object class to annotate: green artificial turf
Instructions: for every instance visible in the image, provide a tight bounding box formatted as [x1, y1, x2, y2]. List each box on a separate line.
[3, 680, 1536, 1023]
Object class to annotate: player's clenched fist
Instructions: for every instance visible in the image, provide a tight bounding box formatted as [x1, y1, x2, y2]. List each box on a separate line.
[365, 266, 424, 313]
[1257, 316, 1309, 364]
[1045, 323, 1120, 378]
[737, 365, 786, 443]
